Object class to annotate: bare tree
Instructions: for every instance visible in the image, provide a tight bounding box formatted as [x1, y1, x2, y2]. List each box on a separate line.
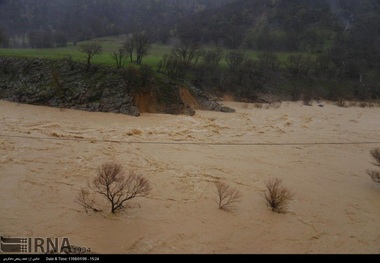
[264, 178, 294, 213]
[76, 162, 151, 214]
[172, 41, 202, 65]
[369, 148, 380, 167]
[123, 36, 135, 63]
[367, 148, 380, 183]
[215, 181, 241, 211]
[75, 188, 100, 213]
[78, 42, 103, 71]
[367, 170, 380, 183]
[134, 33, 151, 65]
[112, 47, 127, 68]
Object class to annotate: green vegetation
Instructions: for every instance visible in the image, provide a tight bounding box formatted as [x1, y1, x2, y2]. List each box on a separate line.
[1, 38, 378, 103]
[0, 41, 309, 70]
[0, 42, 172, 69]
[0, 1, 379, 103]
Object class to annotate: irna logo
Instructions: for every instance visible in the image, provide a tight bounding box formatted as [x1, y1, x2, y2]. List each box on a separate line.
[0, 236, 81, 254]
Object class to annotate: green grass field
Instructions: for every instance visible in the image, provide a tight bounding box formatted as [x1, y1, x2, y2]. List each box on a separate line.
[0, 43, 171, 69]
[0, 36, 315, 69]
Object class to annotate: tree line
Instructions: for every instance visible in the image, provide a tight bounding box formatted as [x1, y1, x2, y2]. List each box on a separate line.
[79, 33, 379, 103]
[152, 38, 379, 102]
[1, 0, 379, 102]
[79, 33, 151, 71]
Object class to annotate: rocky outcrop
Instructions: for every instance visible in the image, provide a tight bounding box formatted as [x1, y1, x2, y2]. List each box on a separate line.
[188, 86, 235, 113]
[0, 57, 233, 116]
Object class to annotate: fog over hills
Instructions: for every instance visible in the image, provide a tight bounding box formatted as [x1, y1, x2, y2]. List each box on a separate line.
[0, 0, 236, 43]
[0, 0, 379, 102]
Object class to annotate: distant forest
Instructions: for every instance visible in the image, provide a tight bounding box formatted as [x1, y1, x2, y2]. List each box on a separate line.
[0, 0, 234, 46]
[0, 0, 380, 102]
[0, 1, 378, 48]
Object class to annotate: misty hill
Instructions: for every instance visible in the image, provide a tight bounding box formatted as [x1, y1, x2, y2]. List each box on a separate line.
[0, 0, 235, 46]
[177, 0, 380, 50]
[0, 0, 379, 104]
[173, 1, 379, 91]
[1, 0, 379, 61]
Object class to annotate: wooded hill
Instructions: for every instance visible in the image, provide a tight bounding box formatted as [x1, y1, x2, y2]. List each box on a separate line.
[0, 0, 379, 103]
[0, 0, 235, 46]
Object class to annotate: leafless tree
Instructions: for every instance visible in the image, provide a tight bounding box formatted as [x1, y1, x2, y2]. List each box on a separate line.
[215, 181, 241, 211]
[264, 178, 294, 213]
[369, 148, 380, 167]
[76, 162, 151, 214]
[75, 188, 100, 213]
[78, 42, 103, 71]
[123, 36, 135, 63]
[367, 170, 380, 183]
[367, 148, 380, 183]
[172, 41, 202, 65]
[134, 33, 151, 65]
[112, 47, 127, 68]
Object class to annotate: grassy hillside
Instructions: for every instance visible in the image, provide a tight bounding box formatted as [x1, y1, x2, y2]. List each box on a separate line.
[0, 36, 312, 70]
[0, 38, 172, 69]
